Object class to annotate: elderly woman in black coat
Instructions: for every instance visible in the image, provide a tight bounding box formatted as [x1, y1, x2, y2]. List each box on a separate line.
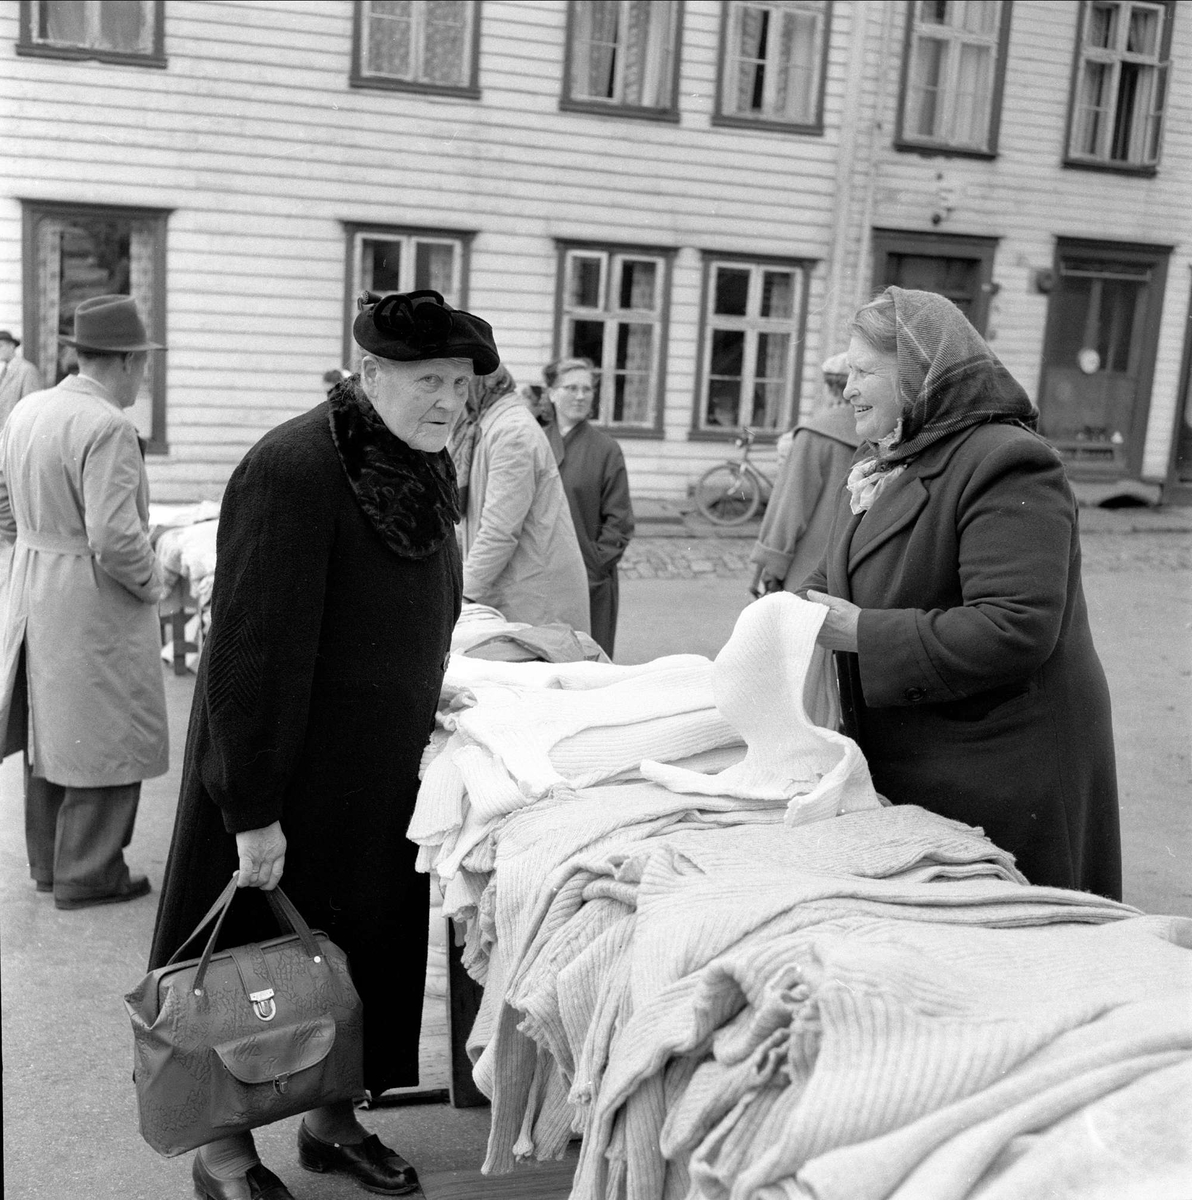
[806, 287, 1121, 900]
[149, 291, 499, 1199]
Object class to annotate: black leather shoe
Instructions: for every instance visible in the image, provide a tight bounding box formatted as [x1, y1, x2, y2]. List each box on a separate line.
[55, 872, 151, 910]
[297, 1121, 419, 1195]
[191, 1155, 295, 1200]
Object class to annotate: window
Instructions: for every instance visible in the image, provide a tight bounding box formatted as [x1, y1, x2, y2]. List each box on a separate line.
[1066, 0, 1173, 170]
[21, 201, 169, 450]
[897, 1, 1011, 155]
[18, 0, 165, 66]
[557, 245, 672, 433]
[715, 1, 830, 132]
[563, 1, 682, 119]
[351, 0, 480, 95]
[696, 257, 809, 434]
[343, 225, 472, 368]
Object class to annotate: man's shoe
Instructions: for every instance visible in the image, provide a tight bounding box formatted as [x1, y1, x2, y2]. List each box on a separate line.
[297, 1122, 419, 1195]
[191, 1155, 294, 1200]
[54, 873, 151, 910]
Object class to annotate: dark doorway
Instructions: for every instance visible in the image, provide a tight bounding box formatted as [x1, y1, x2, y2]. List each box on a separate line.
[871, 229, 999, 335]
[1038, 240, 1169, 478]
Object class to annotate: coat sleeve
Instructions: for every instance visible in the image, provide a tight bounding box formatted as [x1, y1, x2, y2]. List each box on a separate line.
[462, 418, 539, 602]
[0, 427, 14, 545]
[194, 437, 336, 834]
[83, 417, 163, 603]
[750, 430, 828, 580]
[856, 438, 1074, 708]
[594, 442, 634, 573]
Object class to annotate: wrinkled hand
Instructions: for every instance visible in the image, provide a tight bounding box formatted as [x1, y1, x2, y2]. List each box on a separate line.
[806, 590, 861, 653]
[235, 821, 286, 890]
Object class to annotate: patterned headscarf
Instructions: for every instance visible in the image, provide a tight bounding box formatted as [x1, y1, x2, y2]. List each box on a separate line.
[877, 286, 1038, 467]
[447, 365, 517, 510]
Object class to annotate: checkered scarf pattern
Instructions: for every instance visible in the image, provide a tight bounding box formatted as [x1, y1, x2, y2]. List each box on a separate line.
[877, 286, 1038, 468]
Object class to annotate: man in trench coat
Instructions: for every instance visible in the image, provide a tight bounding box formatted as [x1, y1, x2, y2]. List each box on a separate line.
[0, 295, 167, 909]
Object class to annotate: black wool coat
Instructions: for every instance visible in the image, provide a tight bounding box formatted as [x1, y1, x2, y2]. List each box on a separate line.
[805, 423, 1121, 899]
[149, 392, 462, 1095]
[543, 418, 635, 657]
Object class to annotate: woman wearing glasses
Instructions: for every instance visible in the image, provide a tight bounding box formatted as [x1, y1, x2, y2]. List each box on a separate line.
[540, 356, 635, 657]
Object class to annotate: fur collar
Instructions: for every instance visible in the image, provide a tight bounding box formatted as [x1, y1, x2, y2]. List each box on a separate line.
[327, 378, 460, 559]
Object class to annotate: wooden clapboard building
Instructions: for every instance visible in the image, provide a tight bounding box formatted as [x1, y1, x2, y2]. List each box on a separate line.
[2, 0, 1191, 502]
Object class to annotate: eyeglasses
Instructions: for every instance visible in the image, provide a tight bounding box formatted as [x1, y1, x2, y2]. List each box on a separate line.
[555, 384, 594, 396]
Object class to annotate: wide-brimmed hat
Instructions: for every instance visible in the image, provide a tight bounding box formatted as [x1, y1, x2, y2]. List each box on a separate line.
[59, 294, 164, 353]
[354, 289, 499, 375]
[0, 330, 20, 347]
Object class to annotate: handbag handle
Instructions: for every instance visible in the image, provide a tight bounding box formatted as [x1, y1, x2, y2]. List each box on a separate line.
[167, 873, 326, 996]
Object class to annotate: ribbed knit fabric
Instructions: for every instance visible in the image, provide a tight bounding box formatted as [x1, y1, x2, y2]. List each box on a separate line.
[641, 594, 882, 823]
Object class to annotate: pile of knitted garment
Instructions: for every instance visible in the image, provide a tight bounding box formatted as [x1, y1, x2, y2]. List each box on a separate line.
[471, 801, 1192, 1200]
[408, 594, 882, 957]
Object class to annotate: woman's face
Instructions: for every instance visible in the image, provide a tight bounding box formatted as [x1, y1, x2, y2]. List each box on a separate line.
[844, 335, 901, 442]
[550, 368, 595, 427]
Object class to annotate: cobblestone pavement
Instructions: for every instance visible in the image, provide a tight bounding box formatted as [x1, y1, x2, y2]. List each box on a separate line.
[621, 529, 1192, 579]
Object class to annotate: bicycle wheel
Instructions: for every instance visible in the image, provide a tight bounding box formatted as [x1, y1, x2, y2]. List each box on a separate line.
[694, 463, 761, 525]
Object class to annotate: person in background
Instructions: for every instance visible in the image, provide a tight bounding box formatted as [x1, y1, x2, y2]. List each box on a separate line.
[805, 287, 1120, 899]
[749, 351, 860, 599]
[539, 355, 635, 657]
[0, 330, 43, 427]
[0, 296, 167, 909]
[150, 288, 497, 1199]
[452, 365, 590, 633]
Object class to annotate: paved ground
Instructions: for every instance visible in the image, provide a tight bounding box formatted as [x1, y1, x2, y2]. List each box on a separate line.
[1, 517, 1189, 1198]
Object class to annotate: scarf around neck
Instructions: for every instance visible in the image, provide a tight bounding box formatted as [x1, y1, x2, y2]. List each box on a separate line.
[327, 376, 460, 559]
[875, 286, 1037, 470]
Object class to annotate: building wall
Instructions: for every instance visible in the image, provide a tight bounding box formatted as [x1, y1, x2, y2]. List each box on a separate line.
[2, 0, 1189, 502]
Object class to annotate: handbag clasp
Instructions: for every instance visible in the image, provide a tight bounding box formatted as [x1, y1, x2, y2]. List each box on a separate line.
[273, 1072, 290, 1095]
[249, 988, 277, 1022]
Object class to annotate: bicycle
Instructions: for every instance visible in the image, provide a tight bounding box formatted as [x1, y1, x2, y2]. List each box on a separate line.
[693, 426, 774, 525]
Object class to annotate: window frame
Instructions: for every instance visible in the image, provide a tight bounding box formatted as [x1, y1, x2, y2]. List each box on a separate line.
[690, 251, 813, 441]
[553, 240, 675, 438]
[17, 0, 166, 67]
[21, 199, 170, 453]
[712, 0, 832, 135]
[341, 222, 475, 370]
[350, 0, 482, 98]
[1062, 0, 1174, 176]
[894, 0, 1014, 160]
[560, 0, 685, 123]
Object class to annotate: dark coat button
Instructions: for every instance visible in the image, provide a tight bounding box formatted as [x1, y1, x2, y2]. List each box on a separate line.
[904, 686, 926, 702]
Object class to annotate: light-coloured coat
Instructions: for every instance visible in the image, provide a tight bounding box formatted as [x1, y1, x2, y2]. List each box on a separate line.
[460, 394, 590, 633]
[0, 374, 167, 787]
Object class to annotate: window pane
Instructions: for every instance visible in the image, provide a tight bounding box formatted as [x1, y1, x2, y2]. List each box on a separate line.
[98, 0, 150, 52]
[917, 1, 949, 26]
[363, 239, 403, 293]
[751, 382, 785, 427]
[711, 328, 745, 378]
[572, 0, 620, 99]
[954, 43, 993, 145]
[621, 0, 674, 106]
[1086, 2, 1118, 49]
[423, 0, 468, 85]
[41, 0, 87, 43]
[570, 319, 606, 365]
[619, 260, 657, 310]
[368, 2, 413, 77]
[706, 378, 741, 427]
[908, 36, 946, 138]
[734, 6, 769, 113]
[714, 268, 750, 316]
[414, 242, 454, 295]
[1126, 6, 1160, 55]
[958, 0, 999, 36]
[570, 256, 604, 308]
[760, 271, 793, 319]
[776, 9, 819, 122]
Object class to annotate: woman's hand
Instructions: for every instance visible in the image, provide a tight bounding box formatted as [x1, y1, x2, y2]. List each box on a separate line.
[235, 822, 286, 890]
[806, 590, 861, 653]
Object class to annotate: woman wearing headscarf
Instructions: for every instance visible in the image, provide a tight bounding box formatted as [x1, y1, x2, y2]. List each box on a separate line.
[452, 366, 590, 633]
[538, 356, 635, 657]
[749, 351, 860, 598]
[804, 287, 1121, 899]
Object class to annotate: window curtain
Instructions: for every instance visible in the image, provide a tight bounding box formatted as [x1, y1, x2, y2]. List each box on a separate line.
[367, 1, 413, 78]
[574, 0, 620, 99]
[98, 0, 151, 52]
[43, 0, 87, 44]
[35, 218, 63, 381]
[423, 0, 467, 85]
[623, 1, 671, 106]
[777, 8, 818, 122]
[129, 222, 157, 427]
[735, 7, 766, 112]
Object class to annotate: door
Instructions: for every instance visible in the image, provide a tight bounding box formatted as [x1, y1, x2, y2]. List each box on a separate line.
[1038, 241, 1169, 478]
[871, 230, 999, 335]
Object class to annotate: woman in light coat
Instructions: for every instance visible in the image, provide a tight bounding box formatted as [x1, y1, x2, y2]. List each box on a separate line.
[453, 369, 590, 633]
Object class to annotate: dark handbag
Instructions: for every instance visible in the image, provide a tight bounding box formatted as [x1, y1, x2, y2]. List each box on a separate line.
[124, 874, 365, 1157]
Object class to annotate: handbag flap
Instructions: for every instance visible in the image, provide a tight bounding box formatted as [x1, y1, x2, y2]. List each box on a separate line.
[213, 1015, 336, 1085]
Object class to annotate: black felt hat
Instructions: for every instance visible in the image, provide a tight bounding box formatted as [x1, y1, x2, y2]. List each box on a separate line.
[353, 290, 500, 375]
